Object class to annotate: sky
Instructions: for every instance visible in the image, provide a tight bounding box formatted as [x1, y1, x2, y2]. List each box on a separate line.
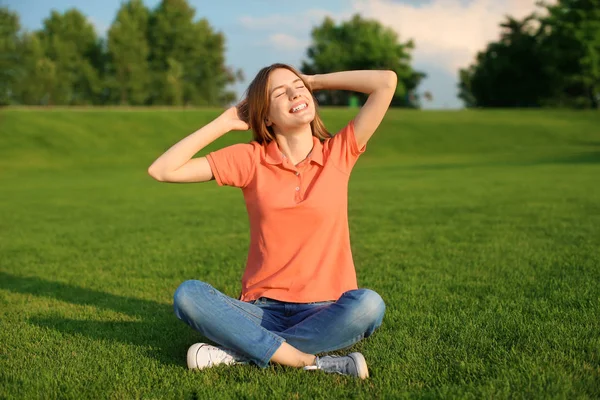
[3, 0, 546, 109]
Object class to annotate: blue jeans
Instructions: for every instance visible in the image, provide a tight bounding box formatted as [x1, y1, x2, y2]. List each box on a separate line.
[173, 280, 386, 368]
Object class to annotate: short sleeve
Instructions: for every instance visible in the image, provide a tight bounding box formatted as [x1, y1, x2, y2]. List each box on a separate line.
[206, 143, 256, 188]
[327, 120, 366, 173]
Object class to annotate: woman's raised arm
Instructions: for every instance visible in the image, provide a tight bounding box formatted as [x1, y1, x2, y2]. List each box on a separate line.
[305, 70, 397, 148]
[147, 106, 249, 183]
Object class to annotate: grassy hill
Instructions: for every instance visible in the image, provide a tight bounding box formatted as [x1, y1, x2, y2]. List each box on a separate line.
[1, 108, 599, 399]
[1, 108, 599, 171]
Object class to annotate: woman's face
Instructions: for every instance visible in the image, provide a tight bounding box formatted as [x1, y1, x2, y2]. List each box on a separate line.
[266, 68, 315, 133]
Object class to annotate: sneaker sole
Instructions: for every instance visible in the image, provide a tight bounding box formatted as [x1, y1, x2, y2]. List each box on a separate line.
[348, 352, 369, 379]
[186, 343, 207, 370]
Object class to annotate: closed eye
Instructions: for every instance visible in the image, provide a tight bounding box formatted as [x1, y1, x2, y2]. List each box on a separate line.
[274, 85, 304, 98]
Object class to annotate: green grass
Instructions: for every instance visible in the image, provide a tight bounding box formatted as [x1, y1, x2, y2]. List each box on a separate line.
[0, 108, 599, 399]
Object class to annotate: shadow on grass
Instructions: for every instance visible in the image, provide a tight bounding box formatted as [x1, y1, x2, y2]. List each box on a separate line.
[570, 139, 600, 148]
[0, 271, 200, 367]
[539, 151, 600, 165]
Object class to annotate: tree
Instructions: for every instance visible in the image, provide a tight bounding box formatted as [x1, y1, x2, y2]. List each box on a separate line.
[457, 66, 477, 108]
[164, 57, 184, 105]
[541, 0, 600, 108]
[0, 7, 21, 105]
[459, 14, 553, 107]
[37, 9, 103, 104]
[107, 0, 150, 105]
[2, 1, 242, 106]
[302, 14, 425, 107]
[459, 0, 600, 108]
[147, 0, 237, 105]
[15, 33, 59, 105]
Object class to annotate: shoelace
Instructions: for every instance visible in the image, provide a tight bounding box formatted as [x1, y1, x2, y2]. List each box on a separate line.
[207, 347, 242, 367]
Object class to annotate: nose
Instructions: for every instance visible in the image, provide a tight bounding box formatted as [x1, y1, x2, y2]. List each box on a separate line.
[289, 88, 301, 100]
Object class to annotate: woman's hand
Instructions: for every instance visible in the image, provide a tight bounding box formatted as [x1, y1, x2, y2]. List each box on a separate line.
[219, 103, 250, 132]
[309, 70, 397, 149]
[300, 74, 316, 91]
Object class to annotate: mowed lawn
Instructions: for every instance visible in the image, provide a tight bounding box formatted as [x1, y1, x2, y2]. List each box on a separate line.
[0, 108, 599, 399]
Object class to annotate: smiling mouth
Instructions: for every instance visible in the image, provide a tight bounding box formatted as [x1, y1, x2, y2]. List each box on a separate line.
[290, 103, 308, 113]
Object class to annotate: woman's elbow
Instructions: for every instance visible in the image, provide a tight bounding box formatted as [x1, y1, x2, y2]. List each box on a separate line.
[147, 165, 166, 182]
[385, 70, 398, 89]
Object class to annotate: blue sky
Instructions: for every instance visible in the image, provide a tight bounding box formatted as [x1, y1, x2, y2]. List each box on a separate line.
[3, 0, 542, 109]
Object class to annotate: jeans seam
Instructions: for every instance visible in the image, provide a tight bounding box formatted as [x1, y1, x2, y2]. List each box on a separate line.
[203, 287, 284, 366]
[221, 294, 265, 321]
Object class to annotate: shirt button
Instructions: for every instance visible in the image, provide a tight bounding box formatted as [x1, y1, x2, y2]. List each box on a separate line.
[295, 187, 300, 191]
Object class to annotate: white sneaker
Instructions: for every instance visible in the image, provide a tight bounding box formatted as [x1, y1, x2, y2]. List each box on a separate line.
[186, 343, 249, 370]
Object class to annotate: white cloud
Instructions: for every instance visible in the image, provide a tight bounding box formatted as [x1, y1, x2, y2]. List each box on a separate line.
[351, 0, 550, 73]
[268, 33, 310, 52]
[240, 9, 353, 54]
[239, 9, 343, 33]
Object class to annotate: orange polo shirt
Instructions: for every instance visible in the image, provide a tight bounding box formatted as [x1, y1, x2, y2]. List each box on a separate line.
[206, 120, 365, 303]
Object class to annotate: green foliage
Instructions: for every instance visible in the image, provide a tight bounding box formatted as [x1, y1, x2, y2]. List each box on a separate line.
[13, 34, 58, 105]
[1, 109, 599, 398]
[302, 14, 425, 108]
[36, 9, 103, 105]
[106, 0, 150, 105]
[147, 0, 236, 105]
[0, 7, 20, 105]
[165, 58, 184, 105]
[541, 0, 600, 108]
[459, 15, 553, 107]
[0, 0, 239, 106]
[459, 0, 600, 108]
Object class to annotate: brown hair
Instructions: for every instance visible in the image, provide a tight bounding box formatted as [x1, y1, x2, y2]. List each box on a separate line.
[237, 63, 331, 145]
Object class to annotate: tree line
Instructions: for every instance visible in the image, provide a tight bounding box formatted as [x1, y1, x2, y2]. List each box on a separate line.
[0, 0, 425, 108]
[1, 0, 598, 108]
[459, 0, 600, 109]
[0, 0, 240, 106]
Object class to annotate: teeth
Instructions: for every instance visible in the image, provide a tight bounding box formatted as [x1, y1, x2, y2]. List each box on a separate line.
[292, 103, 307, 112]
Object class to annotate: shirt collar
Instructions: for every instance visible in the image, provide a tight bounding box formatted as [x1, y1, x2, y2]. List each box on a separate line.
[265, 136, 324, 166]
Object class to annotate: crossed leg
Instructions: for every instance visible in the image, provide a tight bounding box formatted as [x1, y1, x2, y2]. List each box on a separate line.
[173, 280, 385, 368]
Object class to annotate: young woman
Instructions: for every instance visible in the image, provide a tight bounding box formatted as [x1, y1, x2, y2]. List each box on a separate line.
[148, 64, 397, 379]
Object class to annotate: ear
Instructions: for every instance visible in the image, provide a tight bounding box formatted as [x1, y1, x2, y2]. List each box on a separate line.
[265, 118, 272, 127]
